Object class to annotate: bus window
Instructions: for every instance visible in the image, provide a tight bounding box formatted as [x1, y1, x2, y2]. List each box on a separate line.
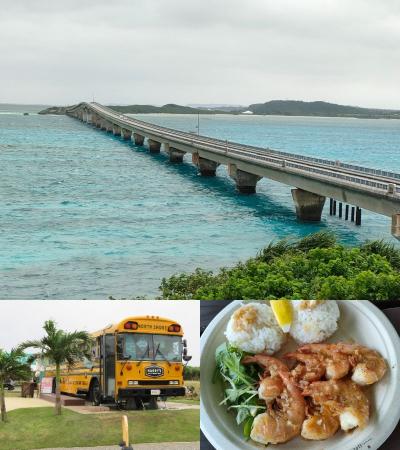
[91, 341, 100, 359]
[153, 335, 182, 362]
[117, 334, 152, 361]
[116, 334, 182, 362]
[83, 357, 93, 369]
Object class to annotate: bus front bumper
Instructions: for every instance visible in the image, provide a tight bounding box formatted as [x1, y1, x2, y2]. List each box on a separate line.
[118, 387, 186, 398]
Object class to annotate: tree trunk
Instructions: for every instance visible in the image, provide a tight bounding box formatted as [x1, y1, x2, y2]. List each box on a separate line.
[0, 382, 6, 422]
[55, 364, 61, 416]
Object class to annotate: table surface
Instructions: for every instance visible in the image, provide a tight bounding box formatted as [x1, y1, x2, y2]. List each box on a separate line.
[200, 301, 400, 450]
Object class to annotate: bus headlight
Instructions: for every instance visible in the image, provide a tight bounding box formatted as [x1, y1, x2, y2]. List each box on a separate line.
[169, 380, 179, 385]
[128, 380, 139, 385]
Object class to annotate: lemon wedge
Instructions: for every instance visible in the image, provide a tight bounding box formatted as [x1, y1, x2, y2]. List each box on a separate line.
[270, 299, 293, 333]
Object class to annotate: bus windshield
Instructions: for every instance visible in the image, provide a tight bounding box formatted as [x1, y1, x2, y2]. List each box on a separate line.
[117, 334, 182, 362]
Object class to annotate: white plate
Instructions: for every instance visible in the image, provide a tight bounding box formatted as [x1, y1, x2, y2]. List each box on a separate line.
[201, 300, 400, 450]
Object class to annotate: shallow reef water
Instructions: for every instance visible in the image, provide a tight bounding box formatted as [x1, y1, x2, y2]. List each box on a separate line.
[1, 108, 399, 298]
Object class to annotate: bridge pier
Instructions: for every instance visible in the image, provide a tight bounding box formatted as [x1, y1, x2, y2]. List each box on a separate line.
[199, 157, 219, 176]
[133, 133, 145, 146]
[148, 139, 161, 154]
[168, 147, 186, 163]
[121, 129, 132, 140]
[392, 214, 400, 240]
[192, 153, 219, 176]
[113, 125, 121, 136]
[163, 143, 185, 162]
[229, 164, 261, 194]
[101, 120, 113, 132]
[291, 188, 326, 222]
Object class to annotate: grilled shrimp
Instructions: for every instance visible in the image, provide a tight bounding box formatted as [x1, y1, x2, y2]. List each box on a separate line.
[242, 354, 289, 375]
[298, 343, 386, 385]
[286, 349, 350, 381]
[242, 355, 289, 402]
[301, 405, 340, 440]
[333, 343, 387, 386]
[302, 379, 369, 431]
[251, 370, 306, 445]
[258, 376, 284, 403]
[285, 352, 326, 383]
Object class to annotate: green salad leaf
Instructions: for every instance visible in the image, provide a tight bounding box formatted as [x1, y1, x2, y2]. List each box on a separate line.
[214, 343, 265, 436]
[243, 416, 254, 439]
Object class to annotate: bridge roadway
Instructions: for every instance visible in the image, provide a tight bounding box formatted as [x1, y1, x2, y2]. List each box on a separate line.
[66, 102, 400, 238]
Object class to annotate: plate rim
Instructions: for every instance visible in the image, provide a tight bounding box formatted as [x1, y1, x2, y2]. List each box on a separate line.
[200, 300, 400, 450]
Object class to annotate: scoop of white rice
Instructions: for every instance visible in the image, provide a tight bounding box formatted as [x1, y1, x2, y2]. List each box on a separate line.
[289, 300, 340, 344]
[225, 302, 285, 355]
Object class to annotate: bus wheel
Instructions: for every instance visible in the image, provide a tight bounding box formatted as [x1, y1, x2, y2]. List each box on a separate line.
[148, 397, 158, 410]
[89, 379, 101, 406]
[126, 398, 139, 410]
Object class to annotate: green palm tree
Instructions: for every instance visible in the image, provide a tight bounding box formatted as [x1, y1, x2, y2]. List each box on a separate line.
[21, 320, 93, 416]
[0, 347, 32, 422]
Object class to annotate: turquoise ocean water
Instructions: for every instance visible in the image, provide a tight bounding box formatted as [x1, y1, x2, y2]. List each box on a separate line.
[1, 107, 399, 299]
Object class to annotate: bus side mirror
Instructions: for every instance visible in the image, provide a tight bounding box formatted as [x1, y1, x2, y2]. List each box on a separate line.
[183, 339, 187, 347]
[183, 347, 192, 362]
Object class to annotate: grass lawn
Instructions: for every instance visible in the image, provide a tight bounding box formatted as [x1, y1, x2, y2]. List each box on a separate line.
[0, 407, 199, 450]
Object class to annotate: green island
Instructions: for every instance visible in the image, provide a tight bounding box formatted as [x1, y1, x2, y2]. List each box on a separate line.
[159, 232, 400, 300]
[39, 100, 400, 119]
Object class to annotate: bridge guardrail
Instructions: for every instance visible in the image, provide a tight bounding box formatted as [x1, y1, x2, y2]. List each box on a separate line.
[225, 146, 399, 193]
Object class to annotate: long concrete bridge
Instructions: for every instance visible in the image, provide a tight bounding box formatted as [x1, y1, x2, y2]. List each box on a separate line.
[66, 102, 400, 238]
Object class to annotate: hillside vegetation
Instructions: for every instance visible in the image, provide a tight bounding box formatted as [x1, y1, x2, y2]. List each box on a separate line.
[106, 100, 400, 118]
[246, 100, 400, 118]
[108, 103, 228, 115]
[39, 100, 400, 118]
[160, 232, 400, 300]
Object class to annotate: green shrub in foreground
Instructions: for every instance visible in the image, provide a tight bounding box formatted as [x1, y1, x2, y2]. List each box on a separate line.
[159, 232, 400, 300]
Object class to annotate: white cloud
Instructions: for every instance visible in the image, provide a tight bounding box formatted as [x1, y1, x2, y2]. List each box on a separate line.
[0, 0, 399, 108]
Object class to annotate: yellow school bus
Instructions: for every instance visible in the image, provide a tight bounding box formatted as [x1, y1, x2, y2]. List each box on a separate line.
[44, 316, 192, 409]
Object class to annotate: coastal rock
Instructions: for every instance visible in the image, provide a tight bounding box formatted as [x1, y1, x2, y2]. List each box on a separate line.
[38, 106, 70, 115]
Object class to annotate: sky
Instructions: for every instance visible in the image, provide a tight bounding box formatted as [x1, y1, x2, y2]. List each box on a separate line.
[0, 300, 200, 365]
[0, 0, 399, 109]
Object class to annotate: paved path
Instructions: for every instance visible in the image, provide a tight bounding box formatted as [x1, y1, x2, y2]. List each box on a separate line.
[5, 396, 50, 411]
[5, 395, 199, 415]
[64, 401, 199, 415]
[38, 442, 200, 450]
[162, 401, 200, 410]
